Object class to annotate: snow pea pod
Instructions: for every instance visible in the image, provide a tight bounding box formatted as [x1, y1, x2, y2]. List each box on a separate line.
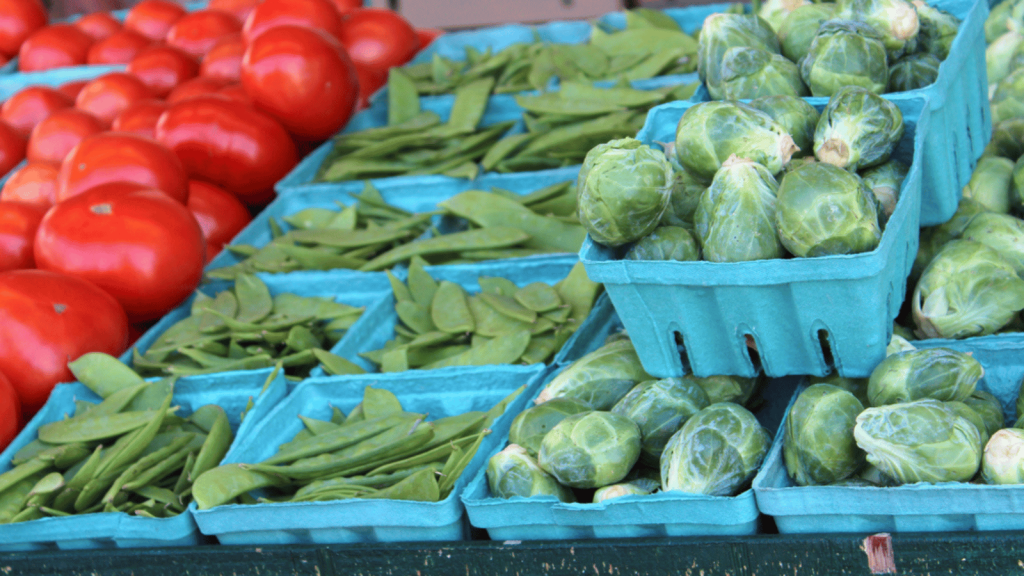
[423, 330, 531, 370]
[38, 408, 175, 445]
[68, 352, 146, 399]
[431, 281, 475, 334]
[193, 464, 289, 510]
[359, 227, 531, 271]
[388, 68, 420, 126]
[266, 412, 421, 465]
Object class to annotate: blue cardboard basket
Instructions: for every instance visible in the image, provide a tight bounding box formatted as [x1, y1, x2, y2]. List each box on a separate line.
[582, 96, 927, 380]
[189, 364, 550, 544]
[753, 338, 1024, 533]
[0, 367, 288, 551]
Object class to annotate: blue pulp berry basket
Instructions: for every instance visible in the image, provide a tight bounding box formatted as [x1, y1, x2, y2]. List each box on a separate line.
[753, 338, 1024, 533]
[189, 364, 550, 544]
[0, 367, 288, 551]
[581, 96, 927, 380]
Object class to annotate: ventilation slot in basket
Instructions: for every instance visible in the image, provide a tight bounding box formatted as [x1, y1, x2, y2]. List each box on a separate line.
[817, 329, 836, 373]
[673, 331, 692, 374]
[742, 333, 762, 374]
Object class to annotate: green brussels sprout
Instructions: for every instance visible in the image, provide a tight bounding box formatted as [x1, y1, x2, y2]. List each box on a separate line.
[799, 20, 890, 97]
[784, 384, 866, 486]
[577, 137, 674, 248]
[1016, 376, 1024, 420]
[992, 69, 1024, 125]
[776, 163, 882, 257]
[866, 347, 983, 407]
[887, 53, 941, 92]
[893, 322, 916, 341]
[887, 333, 917, 356]
[625, 226, 701, 262]
[624, 7, 682, 31]
[836, 0, 919, 60]
[912, 198, 989, 282]
[698, 13, 781, 99]
[685, 374, 761, 406]
[674, 101, 800, 181]
[962, 212, 1024, 275]
[860, 159, 909, 219]
[987, 1, 1015, 43]
[1012, 154, 1024, 214]
[912, 1, 959, 60]
[853, 399, 982, 484]
[987, 32, 1024, 91]
[778, 3, 836, 62]
[985, 118, 1024, 162]
[964, 390, 1005, 438]
[814, 86, 904, 172]
[604, 329, 630, 345]
[592, 478, 660, 503]
[946, 401, 991, 450]
[508, 398, 592, 458]
[783, 156, 818, 174]
[661, 403, 770, 496]
[537, 411, 642, 488]
[758, 0, 811, 32]
[487, 444, 576, 501]
[982, 428, 1024, 484]
[962, 156, 1014, 214]
[612, 378, 711, 465]
[859, 463, 899, 486]
[912, 240, 1024, 339]
[661, 157, 706, 228]
[749, 95, 821, 157]
[535, 339, 652, 410]
[694, 157, 785, 262]
[830, 477, 877, 487]
[809, 373, 869, 406]
[718, 46, 809, 99]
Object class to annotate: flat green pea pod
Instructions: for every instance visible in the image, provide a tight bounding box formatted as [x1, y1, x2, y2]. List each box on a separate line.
[965, 390, 1005, 438]
[982, 428, 1024, 484]
[814, 86, 904, 172]
[193, 464, 289, 510]
[190, 406, 233, 481]
[592, 478, 660, 503]
[508, 398, 591, 458]
[695, 156, 784, 263]
[854, 400, 981, 484]
[624, 226, 700, 262]
[534, 339, 652, 410]
[867, 348, 982, 407]
[537, 411, 641, 489]
[68, 352, 146, 399]
[783, 384, 865, 486]
[612, 378, 709, 466]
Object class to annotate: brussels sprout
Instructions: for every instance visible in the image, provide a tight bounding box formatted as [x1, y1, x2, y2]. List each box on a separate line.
[625, 226, 701, 262]
[887, 333, 917, 356]
[674, 101, 800, 181]
[577, 138, 673, 248]
[982, 428, 1024, 484]
[913, 198, 989, 282]
[592, 478, 660, 503]
[810, 373, 869, 406]
[508, 398, 592, 458]
[778, 3, 836, 62]
[859, 463, 899, 486]
[987, 0, 1015, 43]
[758, 0, 811, 32]
[612, 378, 710, 465]
[685, 374, 761, 406]
[1012, 154, 1024, 215]
[853, 399, 982, 484]
[487, 444, 576, 501]
[814, 86, 904, 172]
[946, 401, 991, 449]
[538, 411, 642, 489]
[661, 403, 770, 496]
[887, 53, 940, 92]
[985, 118, 1024, 162]
[912, 240, 1024, 339]
[836, 0, 919, 60]
[698, 13, 782, 99]
[799, 20, 890, 97]
[893, 322, 916, 341]
[962, 212, 1024, 275]
[830, 477, 877, 487]
[749, 95, 821, 157]
[661, 157, 706, 228]
[604, 329, 630, 345]
[783, 156, 818, 174]
[987, 32, 1024, 91]
[964, 390, 1005, 438]
[535, 339, 652, 410]
[776, 163, 882, 257]
[867, 347, 983, 407]
[784, 384, 866, 486]
[962, 156, 1014, 214]
[719, 46, 809, 99]
[912, 1, 959, 60]
[860, 160, 909, 219]
[695, 157, 785, 262]
[992, 69, 1024, 126]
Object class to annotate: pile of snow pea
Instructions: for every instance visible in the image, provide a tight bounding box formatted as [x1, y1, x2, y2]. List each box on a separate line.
[192, 385, 523, 508]
[208, 182, 584, 281]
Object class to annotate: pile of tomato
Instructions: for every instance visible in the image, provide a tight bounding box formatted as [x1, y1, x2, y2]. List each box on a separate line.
[0, 0, 441, 451]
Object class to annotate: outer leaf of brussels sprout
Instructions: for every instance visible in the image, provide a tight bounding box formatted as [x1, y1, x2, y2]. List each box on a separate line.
[912, 1, 960, 60]
[535, 339, 652, 410]
[836, 0, 920, 60]
[946, 401, 991, 450]
[758, 0, 811, 33]
[612, 378, 710, 466]
[809, 374, 870, 406]
[859, 463, 900, 486]
[487, 444, 576, 501]
[887, 53, 941, 93]
[694, 157, 785, 262]
[986, 1, 1014, 44]
[964, 390, 1006, 438]
[698, 13, 782, 99]
[508, 398, 592, 458]
[799, 20, 890, 97]
[982, 428, 1024, 484]
[784, 384, 866, 486]
[992, 68, 1024, 125]
[814, 86, 904, 172]
[962, 156, 1014, 214]
[538, 411, 642, 489]
[962, 212, 1024, 275]
[685, 374, 761, 406]
[854, 400, 982, 484]
[661, 157, 706, 228]
[719, 46, 809, 99]
[749, 95, 821, 156]
[867, 347, 983, 407]
[778, 3, 837, 63]
[624, 226, 701, 262]
[592, 478, 660, 503]
[860, 159, 909, 218]
[987, 32, 1024, 91]
[886, 334, 917, 356]
[985, 118, 1024, 162]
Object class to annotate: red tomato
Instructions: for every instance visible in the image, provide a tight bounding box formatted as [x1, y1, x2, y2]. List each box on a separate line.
[0, 0, 47, 58]
[126, 45, 199, 98]
[124, 0, 186, 41]
[208, 0, 262, 23]
[155, 95, 297, 207]
[0, 269, 129, 415]
[330, 0, 361, 14]
[1, 86, 73, 138]
[242, 0, 342, 43]
[35, 184, 205, 322]
[110, 99, 167, 138]
[56, 132, 188, 204]
[0, 121, 25, 176]
[56, 80, 87, 101]
[165, 76, 229, 103]
[0, 201, 46, 271]
[241, 25, 357, 141]
[75, 72, 152, 127]
[217, 83, 252, 106]
[74, 12, 121, 41]
[186, 179, 251, 261]
[85, 29, 151, 65]
[199, 33, 243, 81]
[0, 160, 58, 207]
[416, 27, 444, 49]
[27, 108, 103, 164]
[18, 24, 94, 72]
[354, 62, 385, 110]
[0, 369, 20, 451]
[165, 9, 241, 59]
[338, 9, 418, 74]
